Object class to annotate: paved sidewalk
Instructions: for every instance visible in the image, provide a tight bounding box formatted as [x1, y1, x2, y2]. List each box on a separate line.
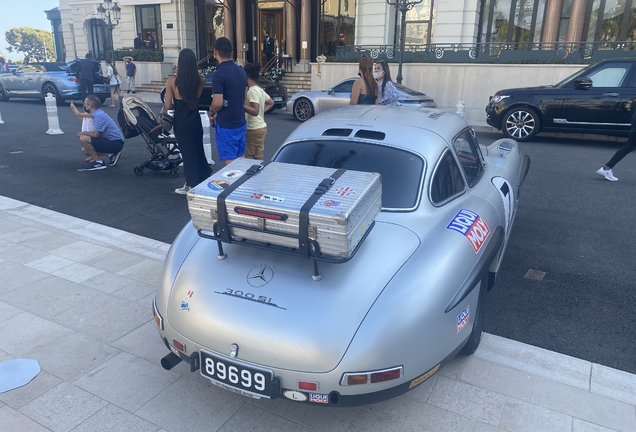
[0, 195, 634, 432]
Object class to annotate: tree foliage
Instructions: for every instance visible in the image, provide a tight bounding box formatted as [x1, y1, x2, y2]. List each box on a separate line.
[5, 27, 54, 62]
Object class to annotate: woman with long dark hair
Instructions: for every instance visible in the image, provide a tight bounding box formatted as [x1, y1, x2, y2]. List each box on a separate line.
[374, 60, 400, 106]
[164, 48, 210, 194]
[349, 56, 378, 105]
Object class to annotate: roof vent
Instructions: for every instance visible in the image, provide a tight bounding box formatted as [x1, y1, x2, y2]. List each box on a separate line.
[354, 130, 385, 140]
[322, 128, 353, 137]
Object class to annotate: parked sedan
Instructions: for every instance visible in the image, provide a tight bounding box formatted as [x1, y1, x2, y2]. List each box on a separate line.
[0, 61, 110, 105]
[153, 105, 530, 406]
[486, 58, 636, 141]
[160, 73, 289, 111]
[286, 78, 437, 121]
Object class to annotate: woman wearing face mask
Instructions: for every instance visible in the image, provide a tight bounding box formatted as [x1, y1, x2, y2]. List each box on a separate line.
[349, 56, 378, 105]
[374, 60, 399, 106]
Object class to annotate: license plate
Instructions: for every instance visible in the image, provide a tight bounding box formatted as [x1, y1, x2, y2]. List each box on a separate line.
[200, 350, 273, 398]
[273, 97, 283, 102]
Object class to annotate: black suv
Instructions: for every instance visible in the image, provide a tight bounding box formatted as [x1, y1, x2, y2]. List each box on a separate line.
[486, 58, 636, 141]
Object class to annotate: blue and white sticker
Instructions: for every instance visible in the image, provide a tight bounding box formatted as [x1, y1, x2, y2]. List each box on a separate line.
[179, 291, 193, 312]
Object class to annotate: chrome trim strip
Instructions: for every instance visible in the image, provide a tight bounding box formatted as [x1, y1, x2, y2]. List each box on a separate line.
[553, 118, 630, 127]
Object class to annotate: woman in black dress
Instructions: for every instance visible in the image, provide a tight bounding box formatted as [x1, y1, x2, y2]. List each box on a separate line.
[164, 48, 211, 194]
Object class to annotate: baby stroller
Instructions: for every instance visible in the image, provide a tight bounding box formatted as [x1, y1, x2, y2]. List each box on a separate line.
[118, 95, 182, 177]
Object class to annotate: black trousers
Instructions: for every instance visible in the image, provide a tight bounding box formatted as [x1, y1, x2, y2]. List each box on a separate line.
[80, 79, 94, 101]
[607, 129, 636, 168]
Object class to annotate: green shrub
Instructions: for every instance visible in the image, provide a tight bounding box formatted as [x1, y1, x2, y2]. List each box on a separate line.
[109, 49, 164, 62]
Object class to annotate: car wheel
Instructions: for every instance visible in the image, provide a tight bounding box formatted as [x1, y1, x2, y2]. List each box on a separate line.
[0, 84, 9, 101]
[42, 82, 63, 105]
[501, 107, 540, 141]
[460, 274, 487, 356]
[293, 98, 314, 122]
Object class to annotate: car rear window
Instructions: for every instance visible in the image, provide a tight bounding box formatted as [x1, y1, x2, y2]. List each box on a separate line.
[274, 140, 424, 210]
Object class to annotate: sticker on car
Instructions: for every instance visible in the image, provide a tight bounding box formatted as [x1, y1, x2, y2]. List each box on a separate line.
[457, 305, 470, 332]
[446, 209, 490, 253]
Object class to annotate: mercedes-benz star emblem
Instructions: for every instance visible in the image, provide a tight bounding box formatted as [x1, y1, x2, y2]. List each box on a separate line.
[247, 264, 274, 287]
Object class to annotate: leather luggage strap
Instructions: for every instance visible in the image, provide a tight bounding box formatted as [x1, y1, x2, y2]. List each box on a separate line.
[299, 168, 346, 258]
[217, 162, 269, 243]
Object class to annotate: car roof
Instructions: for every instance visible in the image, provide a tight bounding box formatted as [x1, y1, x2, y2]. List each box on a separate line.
[21, 62, 67, 72]
[285, 105, 467, 159]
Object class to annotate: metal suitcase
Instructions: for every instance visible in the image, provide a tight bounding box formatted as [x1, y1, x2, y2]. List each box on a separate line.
[187, 159, 382, 259]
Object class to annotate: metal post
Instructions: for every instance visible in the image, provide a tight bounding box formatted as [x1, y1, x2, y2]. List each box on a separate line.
[396, 3, 407, 84]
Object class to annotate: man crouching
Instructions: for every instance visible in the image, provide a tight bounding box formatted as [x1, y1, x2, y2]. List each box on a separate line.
[76, 95, 125, 171]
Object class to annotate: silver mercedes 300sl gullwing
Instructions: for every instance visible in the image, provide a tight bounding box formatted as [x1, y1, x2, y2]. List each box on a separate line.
[153, 105, 530, 407]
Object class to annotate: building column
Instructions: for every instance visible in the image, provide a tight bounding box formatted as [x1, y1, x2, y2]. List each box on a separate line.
[566, 0, 589, 47]
[300, 0, 311, 63]
[286, 0, 298, 62]
[235, 0, 246, 65]
[542, 0, 564, 49]
[224, 0, 235, 57]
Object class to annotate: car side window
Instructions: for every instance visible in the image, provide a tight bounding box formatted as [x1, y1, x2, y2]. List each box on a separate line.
[333, 80, 354, 93]
[430, 149, 465, 205]
[452, 130, 484, 186]
[18, 64, 36, 73]
[588, 65, 630, 88]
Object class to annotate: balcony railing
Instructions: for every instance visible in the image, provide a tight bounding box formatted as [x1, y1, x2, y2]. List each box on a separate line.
[333, 41, 636, 64]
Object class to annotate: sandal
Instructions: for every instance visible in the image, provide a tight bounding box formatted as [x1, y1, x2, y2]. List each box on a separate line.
[108, 105, 115, 108]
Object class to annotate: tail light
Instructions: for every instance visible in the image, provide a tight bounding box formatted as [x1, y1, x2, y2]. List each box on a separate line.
[340, 366, 403, 386]
[68, 77, 80, 83]
[152, 297, 163, 330]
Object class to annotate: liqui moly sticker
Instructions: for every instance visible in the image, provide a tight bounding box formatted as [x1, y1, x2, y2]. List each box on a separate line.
[457, 305, 470, 332]
[250, 193, 285, 202]
[446, 209, 490, 253]
[309, 393, 329, 404]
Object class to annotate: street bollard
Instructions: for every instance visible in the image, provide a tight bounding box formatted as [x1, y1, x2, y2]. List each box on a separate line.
[0, 110, 4, 124]
[455, 100, 465, 118]
[199, 110, 215, 165]
[45, 93, 64, 135]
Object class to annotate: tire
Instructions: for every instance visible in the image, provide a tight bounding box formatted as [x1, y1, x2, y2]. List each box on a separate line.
[0, 84, 9, 101]
[42, 82, 63, 105]
[293, 98, 314, 122]
[134, 167, 143, 176]
[460, 274, 487, 356]
[501, 107, 541, 141]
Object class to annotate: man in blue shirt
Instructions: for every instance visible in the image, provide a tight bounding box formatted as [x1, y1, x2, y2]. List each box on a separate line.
[209, 37, 248, 165]
[77, 95, 125, 171]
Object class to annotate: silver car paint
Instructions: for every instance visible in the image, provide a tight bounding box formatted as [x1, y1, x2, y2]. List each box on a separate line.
[286, 78, 437, 120]
[156, 105, 527, 399]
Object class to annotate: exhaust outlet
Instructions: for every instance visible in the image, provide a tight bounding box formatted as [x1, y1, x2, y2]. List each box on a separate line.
[161, 352, 182, 370]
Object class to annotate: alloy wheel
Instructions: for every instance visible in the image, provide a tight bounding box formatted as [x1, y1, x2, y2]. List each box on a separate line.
[503, 109, 538, 140]
[293, 98, 314, 122]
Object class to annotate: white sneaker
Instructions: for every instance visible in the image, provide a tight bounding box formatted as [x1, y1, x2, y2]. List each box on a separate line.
[596, 167, 618, 182]
[174, 184, 192, 195]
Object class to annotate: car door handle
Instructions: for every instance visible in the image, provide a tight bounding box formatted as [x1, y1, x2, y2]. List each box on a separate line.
[602, 93, 619, 97]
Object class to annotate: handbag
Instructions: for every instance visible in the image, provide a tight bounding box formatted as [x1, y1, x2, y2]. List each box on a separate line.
[159, 106, 174, 132]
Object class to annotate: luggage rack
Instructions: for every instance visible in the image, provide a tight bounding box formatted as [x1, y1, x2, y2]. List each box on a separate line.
[197, 219, 375, 282]
[195, 163, 376, 281]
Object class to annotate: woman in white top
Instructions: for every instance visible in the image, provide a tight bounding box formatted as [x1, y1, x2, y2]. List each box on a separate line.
[106, 60, 123, 108]
[243, 62, 274, 160]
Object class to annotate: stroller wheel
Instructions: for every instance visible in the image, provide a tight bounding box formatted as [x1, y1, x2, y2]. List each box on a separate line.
[134, 167, 143, 176]
[170, 169, 179, 178]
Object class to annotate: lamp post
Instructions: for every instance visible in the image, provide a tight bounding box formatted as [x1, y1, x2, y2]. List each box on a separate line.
[386, 0, 423, 84]
[97, 0, 121, 60]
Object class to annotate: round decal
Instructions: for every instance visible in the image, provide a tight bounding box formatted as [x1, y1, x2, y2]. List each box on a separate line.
[222, 170, 244, 178]
[208, 180, 230, 191]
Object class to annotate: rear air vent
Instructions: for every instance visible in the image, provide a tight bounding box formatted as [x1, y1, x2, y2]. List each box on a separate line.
[354, 130, 386, 140]
[322, 128, 353, 137]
